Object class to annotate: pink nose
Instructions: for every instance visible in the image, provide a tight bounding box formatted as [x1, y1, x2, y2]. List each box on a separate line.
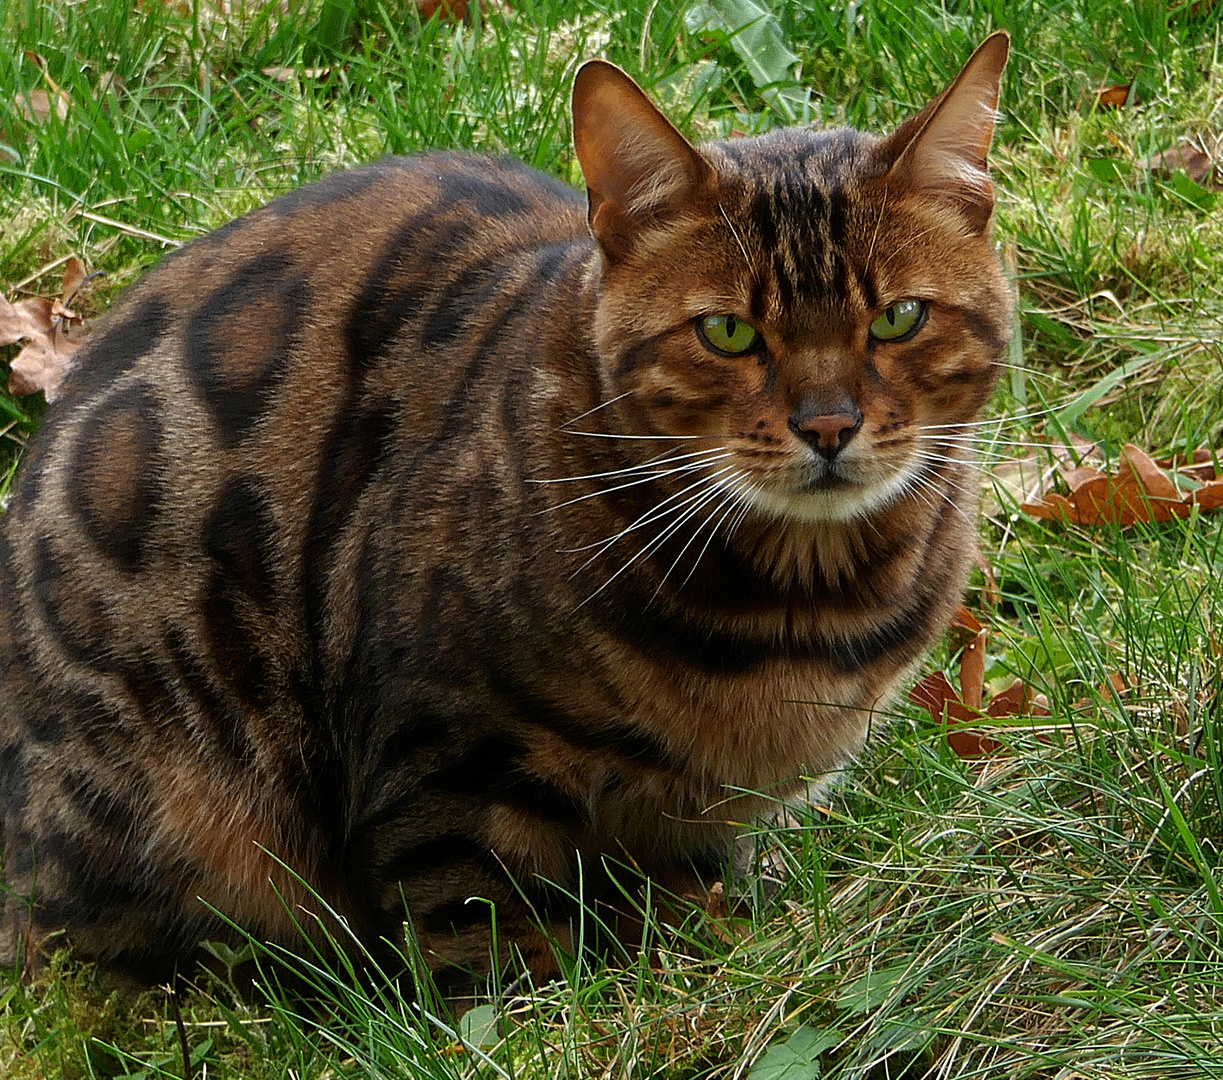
[791, 411, 862, 457]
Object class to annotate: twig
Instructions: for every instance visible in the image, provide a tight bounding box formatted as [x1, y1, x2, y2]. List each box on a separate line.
[165, 985, 194, 1080]
[70, 209, 180, 248]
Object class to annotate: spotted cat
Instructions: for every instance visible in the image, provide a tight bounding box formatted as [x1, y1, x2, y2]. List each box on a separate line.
[0, 34, 1011, 994]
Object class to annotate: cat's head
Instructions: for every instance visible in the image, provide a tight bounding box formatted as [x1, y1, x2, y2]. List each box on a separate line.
[572, 33, 1012, 526]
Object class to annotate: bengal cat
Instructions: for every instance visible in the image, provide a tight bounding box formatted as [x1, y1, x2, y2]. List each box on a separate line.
[0, 33, 1011, 997]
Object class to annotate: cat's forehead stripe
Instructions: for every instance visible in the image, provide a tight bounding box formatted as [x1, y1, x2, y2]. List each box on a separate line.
[712, 130, 877, 312]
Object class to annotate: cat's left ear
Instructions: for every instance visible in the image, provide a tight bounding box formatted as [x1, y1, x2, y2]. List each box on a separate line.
[880, 30, 1010, 233]
[572, 60, 712, 258]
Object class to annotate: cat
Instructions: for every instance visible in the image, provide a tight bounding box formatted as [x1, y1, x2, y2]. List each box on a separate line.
[0, 32, 1011, 998]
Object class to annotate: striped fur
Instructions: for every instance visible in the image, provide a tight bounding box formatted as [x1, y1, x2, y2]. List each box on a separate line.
[0, 37, 1011, 994]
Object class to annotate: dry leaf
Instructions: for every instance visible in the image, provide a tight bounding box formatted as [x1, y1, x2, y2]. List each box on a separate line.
[7, 330, 75, 399]
[97, 70, 128, 96]
[60, 257, 88, 305]
[986, 437, 1100, 514]
[15, 51, 71, 124]
[1, 261, 91, 401]
[262, 66, 334, 82]
[416, 0, 474, 16]
[1147, 139, 1218, 187]
[15, 88, 70, 124]
[909, 613, 1053, 759]
[985, 679, 1050, 719]
[1095, 83, 1132, 109]
[948, 604, 984, 647]
[959, 628, 987, 711]
[0, 296, 56, 350]
[1021, 442, 1223, 525]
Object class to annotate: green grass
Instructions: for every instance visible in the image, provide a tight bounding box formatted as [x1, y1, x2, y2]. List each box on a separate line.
[2, 0, 1222, 1076]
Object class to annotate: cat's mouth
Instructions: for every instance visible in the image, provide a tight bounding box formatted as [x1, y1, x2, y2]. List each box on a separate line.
[795, 458, 860, 493]
[797, 470, 856, 493]
[742, 456, 914, 524]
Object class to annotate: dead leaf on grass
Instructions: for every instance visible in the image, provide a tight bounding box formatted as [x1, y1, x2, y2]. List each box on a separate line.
[1147, 139, 1218, 187]
[262, 66, 334, 82]
[15, 51, 71, 124]
[1, 258, 91, 401]
[910, 609, 1052, 759]
[14, 88, 70, 125]
[415, 0, 476, 16]
[1021, 442, 1223, 525]
[1095, 83, 1132, 109]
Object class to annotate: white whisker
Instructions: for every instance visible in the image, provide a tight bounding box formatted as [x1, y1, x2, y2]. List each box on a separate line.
[918, 403, 1067, 431]
[918, 433, 1063, 453]
[528, 446, 730, 485]
[557, 390, 633, 429]
[677, 476, 757, 592]
[575, 470, 737, 609]
[563, 430, 708, 441]
[565, 464, 738, 558]
[902, 469, 977, 529]
[541, 452, 733, 516]
[725, 481, 761, 538]
[907, 453, 981, 497]
[653, 472, 747, 600]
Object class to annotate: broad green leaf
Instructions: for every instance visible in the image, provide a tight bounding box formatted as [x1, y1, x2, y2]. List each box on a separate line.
[1164, 170, 1217, 212]
[1085, 157, 1127, 184]
[1022, 310, 1081, 352]
[835, 961, 910, 1014]
[460, 1003, 500, 1048]
[1054, 354, 1154, 431]
[747, 1025, 841, 1079]
[684, 0, 809, 121]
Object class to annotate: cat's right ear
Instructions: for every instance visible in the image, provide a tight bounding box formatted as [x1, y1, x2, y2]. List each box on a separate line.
[572, 60, 712, 259]
[879, 30, 1010, 234]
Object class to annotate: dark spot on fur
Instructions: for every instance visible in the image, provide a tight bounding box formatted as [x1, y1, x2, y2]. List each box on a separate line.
[185, 253, 306, 445]
[67, 381, 164, 571]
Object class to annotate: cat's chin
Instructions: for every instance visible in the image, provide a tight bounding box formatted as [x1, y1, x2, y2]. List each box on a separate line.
[747, 469, 914, 525]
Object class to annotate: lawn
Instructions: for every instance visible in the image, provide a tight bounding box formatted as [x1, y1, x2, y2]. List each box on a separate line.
[1, 0, 1221, 1077]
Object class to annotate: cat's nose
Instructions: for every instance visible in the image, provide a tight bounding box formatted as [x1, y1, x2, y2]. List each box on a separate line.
[789, 396, 864, 459]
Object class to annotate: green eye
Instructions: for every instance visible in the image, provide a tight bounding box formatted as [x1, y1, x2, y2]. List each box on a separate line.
[696, 314, 761, 356]
[869, 299, 926, 342]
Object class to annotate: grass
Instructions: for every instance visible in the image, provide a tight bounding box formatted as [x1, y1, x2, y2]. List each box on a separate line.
[2, 0, 1222, 1076]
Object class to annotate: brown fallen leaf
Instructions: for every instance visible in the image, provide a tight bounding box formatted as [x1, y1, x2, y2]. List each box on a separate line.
[15, 88, 70, 125]
[960, 627, 987, 711]
[986, 436, 1100, 514]
[910, 666, 1000, 758]
[910, 611, 1053, 759]
[97, 70, 128, 97]
[948, 603, 984, 647]
[1147, 139, 1218, 188]
[1021, 442, 1223, 525]
[1, 259, 91, 401]
[15, 51, 71, 124]
[1095, 83, 1132, 109]
[415, 0, 475, 17]
[60, 257, 88, 305]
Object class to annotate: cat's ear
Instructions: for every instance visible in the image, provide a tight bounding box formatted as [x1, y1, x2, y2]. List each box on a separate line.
[572, 60, 712, 258]
[880, 30, 1009, 233]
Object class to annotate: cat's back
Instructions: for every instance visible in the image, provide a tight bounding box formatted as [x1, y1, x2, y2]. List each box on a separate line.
[5, 153, 587, 543]
[0, 154, 595, 977]
[0, 149, 591, 726]
[32, 151, 587, 425]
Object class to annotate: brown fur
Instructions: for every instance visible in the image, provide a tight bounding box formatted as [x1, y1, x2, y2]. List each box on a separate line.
[0, 35, 1011, 996]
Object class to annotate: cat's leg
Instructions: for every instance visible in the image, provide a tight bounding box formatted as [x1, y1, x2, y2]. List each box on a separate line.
[354, 844, 572, 1009]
